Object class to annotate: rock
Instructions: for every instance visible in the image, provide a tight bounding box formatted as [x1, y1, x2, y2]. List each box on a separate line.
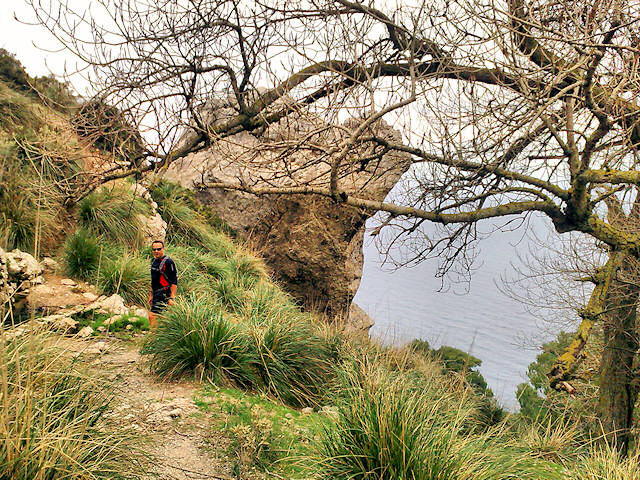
[86, 341, 108, 354]
[132, 308, 149, 319]
[89, 294, 128, 315]
[166, 112, 410, 318]
[82, 292, 99, 301]
[301, 407, 313, 415]
[40, 257, 59, 273]
[60, 278, 76, 286]
[103, 314, 123, 326]
[168, 408, 183, 418]
[319, 406, 339, 419]
[77, 326, 94, 338]
[51, 316, 79, 334]
[126, 324, 133, 330]
[285, 413, 294, 420]
[6, 250, 43, 280]
[97, 326, 107, 333]
[344, 303, 375, 335]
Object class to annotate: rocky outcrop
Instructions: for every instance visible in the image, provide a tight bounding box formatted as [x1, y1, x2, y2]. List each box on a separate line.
[0, 248, 44, 316]
[165, 106, 410, 318]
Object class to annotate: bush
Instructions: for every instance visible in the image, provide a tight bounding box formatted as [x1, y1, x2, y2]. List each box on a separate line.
[98, 253, 148, 305]
[78, 186, 149, 249]
[250, 316, 334, 407]
[0, 49, 31, 92]
[62, 228, 102, 280]
[144, 295, 258, 385]
[0, 328, 149, 478]
[313, 353, 561, 480]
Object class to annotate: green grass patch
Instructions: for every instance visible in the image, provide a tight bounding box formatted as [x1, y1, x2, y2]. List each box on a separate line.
[196, 386, 327, 478]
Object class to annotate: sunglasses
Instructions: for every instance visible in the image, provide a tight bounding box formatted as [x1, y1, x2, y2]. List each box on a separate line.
[152, 247, 163, 251]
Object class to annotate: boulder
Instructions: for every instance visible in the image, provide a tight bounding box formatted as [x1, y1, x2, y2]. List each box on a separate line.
[89, 294, 128, 315]
[77, 326, 94, 338]
[40, 257, 59, 273]
[166, 109, 410, 319]
[5, 250, 42, 280]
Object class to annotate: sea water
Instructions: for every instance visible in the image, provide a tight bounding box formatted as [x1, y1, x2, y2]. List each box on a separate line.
[353, 214, 573, 410]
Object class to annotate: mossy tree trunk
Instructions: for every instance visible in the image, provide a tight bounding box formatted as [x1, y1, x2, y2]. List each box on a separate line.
[598, 253, 640, 455]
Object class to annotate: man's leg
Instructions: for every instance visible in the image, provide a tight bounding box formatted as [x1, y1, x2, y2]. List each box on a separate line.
[148, 311, 157, 329]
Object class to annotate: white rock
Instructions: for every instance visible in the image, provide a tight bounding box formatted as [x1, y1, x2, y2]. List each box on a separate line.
[319, 406, 339, 419]
[126, 324, 133, 330]
[86, 341, 108, 354]
[52, 317, 79, 333]
[168, 408, 183, 418]
[132, 308, 149, 319]
[82, 292, 99, 301]
[285, 413, 294, 419]
[60, 278, 77, 286]
[97, 326, 107, 333]
[40, 257, 59, 273]
[6, 250, 42, 279]
[90, 294, 127, 315]
[103, 314, 123, 326]
[301, 407, 314, 415]
[77, 326, 94, 338]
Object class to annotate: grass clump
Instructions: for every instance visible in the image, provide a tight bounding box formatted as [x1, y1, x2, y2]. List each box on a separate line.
[144, 295, 258, 386]
[61, 228, 102, 280]
[97, 253, 148, 305]
[78, 186, 149, 249]
[0, 327, 149, 479]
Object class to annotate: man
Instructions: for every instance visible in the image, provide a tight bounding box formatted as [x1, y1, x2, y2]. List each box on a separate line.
[148, 240, 177, 328]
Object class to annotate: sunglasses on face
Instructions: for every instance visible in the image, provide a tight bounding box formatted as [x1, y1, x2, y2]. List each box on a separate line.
[152, 247, 163, 251]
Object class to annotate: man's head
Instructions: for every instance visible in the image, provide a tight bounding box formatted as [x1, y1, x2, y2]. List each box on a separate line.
[151, 240, 165, 259]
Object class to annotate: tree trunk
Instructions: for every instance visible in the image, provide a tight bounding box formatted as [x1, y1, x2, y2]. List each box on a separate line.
[598, 255, 640, 455]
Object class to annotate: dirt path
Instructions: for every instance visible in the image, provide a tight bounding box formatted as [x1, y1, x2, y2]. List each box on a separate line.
[64, 336, 235, 480]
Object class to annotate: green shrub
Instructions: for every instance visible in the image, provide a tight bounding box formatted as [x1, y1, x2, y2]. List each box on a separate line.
[144, 295, 258, 386]
[62, 228, 102, 280]
[0, 49, 31, 92]
[313, 354, 560, 480]
[98, 253, 148, 305]
[78, 186, 149, 248]
[0, 328, 149, 478]
[249, 316, 334, 407]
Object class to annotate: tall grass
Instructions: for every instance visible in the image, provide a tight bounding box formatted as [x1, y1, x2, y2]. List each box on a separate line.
[144, 295, 258, 386]
[0, 327, 149, 479]
[61, 228, 102, 280]
[97, 253, 148, 305]
[312, 351, 564, 480]
[144, 293, 334, 407]
[77, 186, 149, 249]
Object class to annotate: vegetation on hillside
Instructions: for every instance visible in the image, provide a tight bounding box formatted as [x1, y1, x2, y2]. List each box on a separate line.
[2, 51, 640, 479]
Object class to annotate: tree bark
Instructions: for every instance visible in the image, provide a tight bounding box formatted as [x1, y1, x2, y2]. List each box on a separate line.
[598, 253, 640, 455]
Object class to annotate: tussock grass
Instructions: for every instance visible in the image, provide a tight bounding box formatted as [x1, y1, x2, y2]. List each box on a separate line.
[574, 446, 640, 480]
[98, 253, 148, 305]
[144, 295, 258, 386]
[78, 186, 149, 249]
[250, 316, 334, 407]
[0, 327, 149, 479]
[61, 228, 102, 280]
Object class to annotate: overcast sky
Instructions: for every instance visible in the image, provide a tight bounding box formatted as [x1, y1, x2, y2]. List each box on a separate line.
[0, 2, 82, 79]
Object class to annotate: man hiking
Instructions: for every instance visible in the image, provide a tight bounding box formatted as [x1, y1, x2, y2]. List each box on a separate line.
[148, 240, 177, 328]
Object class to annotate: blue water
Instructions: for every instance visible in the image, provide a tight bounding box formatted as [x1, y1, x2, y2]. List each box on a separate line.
[353, 214, 563, 410]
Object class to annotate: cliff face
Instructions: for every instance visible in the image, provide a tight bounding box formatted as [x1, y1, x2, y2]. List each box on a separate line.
[165, 109, 411, 318]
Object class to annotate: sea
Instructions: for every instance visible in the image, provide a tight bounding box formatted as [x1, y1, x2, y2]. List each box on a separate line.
[353, 213, 576, 411]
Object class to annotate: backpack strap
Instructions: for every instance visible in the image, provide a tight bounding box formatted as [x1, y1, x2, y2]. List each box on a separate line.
[152, 256, 172, 290]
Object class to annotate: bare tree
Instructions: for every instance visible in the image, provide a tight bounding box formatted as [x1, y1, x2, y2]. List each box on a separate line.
[28, 0, 640, 450]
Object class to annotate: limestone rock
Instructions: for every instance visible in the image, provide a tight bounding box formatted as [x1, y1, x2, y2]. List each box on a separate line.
[103, 314, 123, 326]
[40, 257, 59, 273]
[60, 278, 77, 286]
[301, 407, 313, 415]
[89, 294, 128, 315]
[83, 292, 99, 301]
[50, 316, 79, 334]
[86, 341, 108, 354]
[344, 303, 375, 335]
[132, 308, 149, 319]
[77, 326, 94, 338]
[5, 250, 42, 280]
[166, 111, 410, 318]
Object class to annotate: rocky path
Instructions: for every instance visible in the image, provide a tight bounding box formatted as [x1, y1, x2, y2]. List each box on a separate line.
[63, 336, 235, 480]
